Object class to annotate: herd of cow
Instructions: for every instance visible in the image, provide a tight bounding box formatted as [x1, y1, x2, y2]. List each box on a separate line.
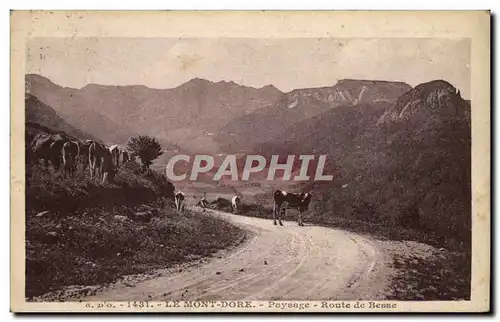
[27, 132, 131, 184]
[173, 190, 312, 226]
[27, 131, 313, 226]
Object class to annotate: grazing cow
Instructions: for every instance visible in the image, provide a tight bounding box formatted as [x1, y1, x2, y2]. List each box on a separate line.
[89, 142, 117, 184]
[195, 196, 209, 212]
[199, 193, 209, 212]
[88, 141, 102, 179]
[78, 140, 93, 172]
[273, 190, 312, 226]
[122, 150, 130, 164]
[61, 141, 79, 177]
[100, 148, 117, 184]
[30, 133, 53, 166]
[174, 191, 186, 213]
[209, 197, 232, 211]
[231, 195, 242, 214]
[30, 133, 66, 169]
[48, 138, 66, 171]
[109, 145, 130, 168]
[109, 145, 121, 168]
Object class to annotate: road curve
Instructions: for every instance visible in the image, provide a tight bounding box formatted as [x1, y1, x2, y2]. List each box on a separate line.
[85, 210, 390, 301]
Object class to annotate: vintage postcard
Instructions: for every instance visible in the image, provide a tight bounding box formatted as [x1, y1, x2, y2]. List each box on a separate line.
[10, 10, 490, 312]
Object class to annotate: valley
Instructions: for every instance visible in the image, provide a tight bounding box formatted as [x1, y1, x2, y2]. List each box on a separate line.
[25, 73, 471, 301]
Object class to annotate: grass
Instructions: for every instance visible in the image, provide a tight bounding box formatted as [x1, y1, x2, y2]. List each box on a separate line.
[386, 249, 471, 300]
[25, 161, 245, 299]
[25, 162, 174, 215]
[26, 206, 244, 299]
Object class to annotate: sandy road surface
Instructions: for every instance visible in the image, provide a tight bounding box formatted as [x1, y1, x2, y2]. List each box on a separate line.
[86, 210, 390, 301]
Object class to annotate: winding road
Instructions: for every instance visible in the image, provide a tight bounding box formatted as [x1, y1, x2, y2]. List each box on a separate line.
[85, 210, 390, 301]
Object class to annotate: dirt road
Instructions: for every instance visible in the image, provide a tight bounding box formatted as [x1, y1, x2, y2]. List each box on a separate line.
[86, 210, 390, 301]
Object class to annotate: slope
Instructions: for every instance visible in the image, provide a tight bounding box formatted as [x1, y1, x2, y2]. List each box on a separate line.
[217, 79, 412, 151]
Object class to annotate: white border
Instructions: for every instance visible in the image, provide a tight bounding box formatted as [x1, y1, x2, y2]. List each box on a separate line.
[4, 1, 497, 321]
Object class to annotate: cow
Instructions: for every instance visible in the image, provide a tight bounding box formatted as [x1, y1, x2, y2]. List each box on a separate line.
[48, 138, 66, 171]
[174, 191, 186, 213]
[61, 141, 80, 177]
[29, 133, 54, 167]
[30, 133, 67, 170]
[231, 195, 242, 214]
[273, 190, 312, 226]
[122, 150, 130, 164]
[89, 141, 117, 184]
[198, 193, 209, 212]
[209, 197, 232, 211]
[99, 147, 117, 184]
[78, 140, 93, 172]
[109, 145, 130, 169]
[109, 145, 121, 168]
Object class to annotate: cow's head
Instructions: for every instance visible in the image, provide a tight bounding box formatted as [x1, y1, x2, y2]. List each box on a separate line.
[301, 192, 312, 203]
[274, 189, 284, 198]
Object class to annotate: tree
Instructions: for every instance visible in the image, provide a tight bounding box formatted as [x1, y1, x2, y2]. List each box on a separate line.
[127, 135, 163, 171]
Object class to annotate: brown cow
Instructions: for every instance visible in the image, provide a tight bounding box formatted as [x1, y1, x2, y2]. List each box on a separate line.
[49, 138, 66, 171]
[62, 141, 80, 177]
[122, 150, 130, 164]
[31, 133, 66, 171]
[78, 140, 93, 172]
[29, 133, 53, 166]
[109, 144, 130, 168]
[231, 195, 242, 214]
[174, 191, 186, 213]
[273, 190, 312, 226]
[199, 194, 208, 212]
[89, 142, 117, 184]
[109, 144, 121, 168]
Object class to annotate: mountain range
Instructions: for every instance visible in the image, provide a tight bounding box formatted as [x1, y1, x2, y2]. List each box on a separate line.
[25, 74, 282, 152]
[26, 74, 413, 154]
[25, 74, 471, 247]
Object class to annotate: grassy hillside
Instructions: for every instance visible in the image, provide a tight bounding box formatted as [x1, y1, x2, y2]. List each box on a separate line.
[26, 161, 246, 299]
[25, 107, 245, 299]
[26, 205, 244, 299]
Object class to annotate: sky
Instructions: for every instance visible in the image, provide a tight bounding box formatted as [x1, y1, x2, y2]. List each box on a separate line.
[26, 37, 471, 98]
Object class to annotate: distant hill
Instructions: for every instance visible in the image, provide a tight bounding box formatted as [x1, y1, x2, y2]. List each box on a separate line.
[377, 79, 470, 127]
[25, 93, 96, 141]
[25, 74, 283, 151]
[217, 79, 412, 151]
[373, 80, 471, 240]
[254, 100, 392, 157]
[26, 74, 133, 145]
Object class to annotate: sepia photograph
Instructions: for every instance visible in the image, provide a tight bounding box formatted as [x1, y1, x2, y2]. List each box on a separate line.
[10, 10, 490, 313]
